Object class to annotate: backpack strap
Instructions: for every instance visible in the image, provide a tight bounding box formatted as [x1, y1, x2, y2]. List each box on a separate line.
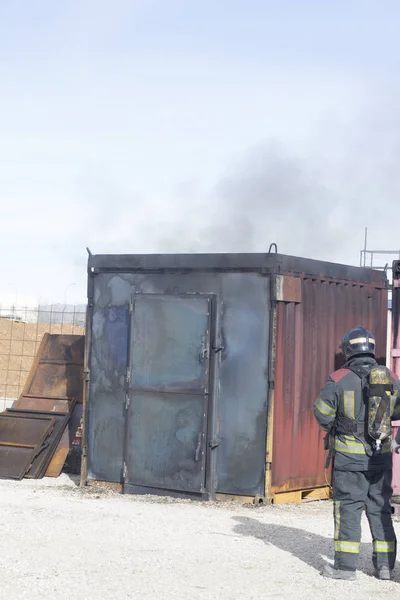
[344, 365, 370, 419]
[341, 364, 372, 452]
[346, 364, 370, 381]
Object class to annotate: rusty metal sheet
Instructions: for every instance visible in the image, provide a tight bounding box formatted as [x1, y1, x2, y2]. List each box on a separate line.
[0, 413, 55, 480]
[22, 333, 84, 404]
[15, 395, 76, 414]
[45, 428, 70, 477]
[0, 413, 55, 446]
[11, 333, 84, 478]
[6, 409, 70, 479]
[271, 276, 388, 494]
[275, 275, 302, 303]
[392, 263, 400, 379]
[0, 445, 36, 480]
[25, 364, 83, 400]
[46, 401, 82, 477]
[45, 401, 82, 477]
[40, 334, 85, 363]
[390, 261, 400, 494]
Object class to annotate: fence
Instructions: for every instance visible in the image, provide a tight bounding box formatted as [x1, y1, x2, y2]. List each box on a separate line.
[0, 304, 85, 407]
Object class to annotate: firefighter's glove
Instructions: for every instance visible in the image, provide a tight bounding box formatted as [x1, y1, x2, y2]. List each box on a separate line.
[391, 440, 400, 454]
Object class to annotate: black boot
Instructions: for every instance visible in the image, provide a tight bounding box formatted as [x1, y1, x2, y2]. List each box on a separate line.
[374, 566, 391, 580]
[321, 564, 356, 580]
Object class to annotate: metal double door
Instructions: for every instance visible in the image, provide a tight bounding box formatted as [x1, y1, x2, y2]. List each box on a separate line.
[123, 293, 214, 497]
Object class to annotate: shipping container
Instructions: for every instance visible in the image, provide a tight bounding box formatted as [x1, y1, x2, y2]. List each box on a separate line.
[81, 252, 388, 503]
[390, 260, 400, 496]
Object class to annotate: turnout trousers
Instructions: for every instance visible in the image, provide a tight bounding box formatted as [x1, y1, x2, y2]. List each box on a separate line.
[333, 469, 396, 571]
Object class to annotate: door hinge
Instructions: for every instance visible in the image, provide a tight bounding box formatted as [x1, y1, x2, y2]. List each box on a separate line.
[125, 394, 130, 409]
[129, 301, 133, 314]
[123, 462, 128, 479]
[84, 369, 90, 383]
[126, 367, 131, 386]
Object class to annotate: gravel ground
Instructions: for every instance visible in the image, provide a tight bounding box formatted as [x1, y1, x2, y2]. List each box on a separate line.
[1, 476, 400, 599]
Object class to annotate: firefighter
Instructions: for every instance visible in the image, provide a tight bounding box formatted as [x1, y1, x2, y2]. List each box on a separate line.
[314, 326, 400, 580]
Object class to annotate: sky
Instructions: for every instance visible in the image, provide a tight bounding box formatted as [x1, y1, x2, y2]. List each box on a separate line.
[1, 0, 400, 306]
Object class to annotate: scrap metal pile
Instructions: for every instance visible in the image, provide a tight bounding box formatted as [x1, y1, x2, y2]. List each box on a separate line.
[0, 334, 84, 480]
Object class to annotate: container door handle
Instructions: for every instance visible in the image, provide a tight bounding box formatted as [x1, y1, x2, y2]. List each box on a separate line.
[194, 432, 202, 462]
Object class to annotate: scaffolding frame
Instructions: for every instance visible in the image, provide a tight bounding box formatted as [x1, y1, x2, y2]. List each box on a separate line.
[360, 227, 400, 272]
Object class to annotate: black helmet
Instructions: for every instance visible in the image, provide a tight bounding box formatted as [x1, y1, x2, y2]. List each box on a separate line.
[340, 326, 376, 361]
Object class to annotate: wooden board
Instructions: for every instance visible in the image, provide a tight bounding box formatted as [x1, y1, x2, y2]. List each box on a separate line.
[272, 486, 331, 505]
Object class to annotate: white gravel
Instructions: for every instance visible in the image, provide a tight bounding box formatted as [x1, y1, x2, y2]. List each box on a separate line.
[1, 475, 400, 599]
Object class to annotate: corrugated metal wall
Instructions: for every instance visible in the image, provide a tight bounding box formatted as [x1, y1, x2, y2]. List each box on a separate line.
[271, 277, 388, 494]
[391, 265, 400, 494]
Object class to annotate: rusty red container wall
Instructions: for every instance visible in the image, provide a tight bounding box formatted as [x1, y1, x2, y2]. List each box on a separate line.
[391, 275, 400, 495]
[392, 279, 400, 380]
[271, 277, 388, 494]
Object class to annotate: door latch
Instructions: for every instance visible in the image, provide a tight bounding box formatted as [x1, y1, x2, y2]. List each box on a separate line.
[208, 438, 220, 450]
[212, 337, 225, 354]
[212, 345, 224, 354]
[199, 340, 209, 363]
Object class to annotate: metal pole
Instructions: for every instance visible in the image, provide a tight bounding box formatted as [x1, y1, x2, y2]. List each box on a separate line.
[63, 283, 76, 307]
[363, 227, 368, 267]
